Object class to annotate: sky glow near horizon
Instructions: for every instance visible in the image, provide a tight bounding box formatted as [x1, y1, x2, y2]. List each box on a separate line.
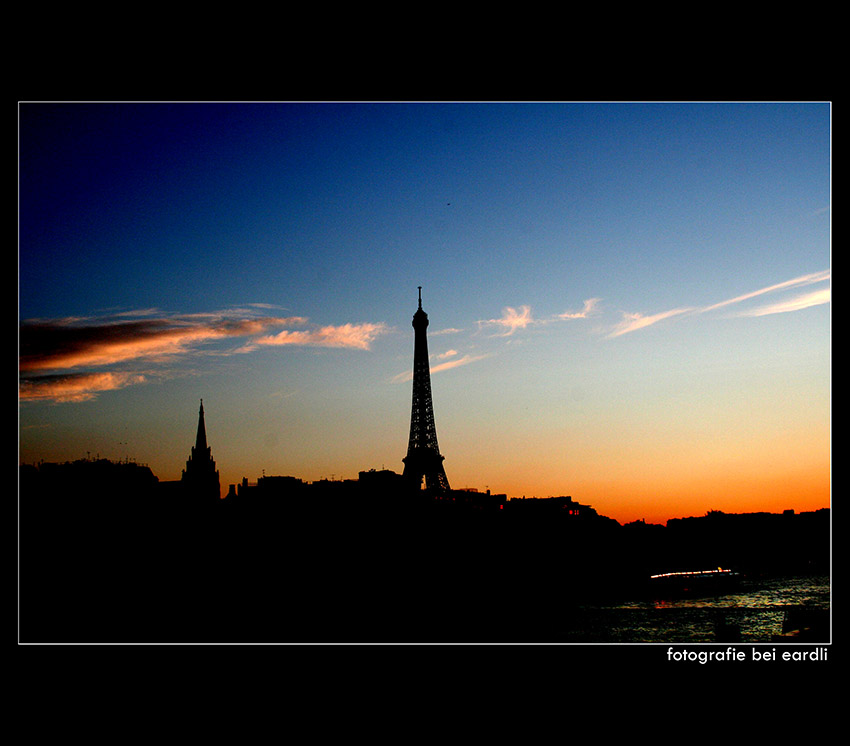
[18, 102, 831, 524]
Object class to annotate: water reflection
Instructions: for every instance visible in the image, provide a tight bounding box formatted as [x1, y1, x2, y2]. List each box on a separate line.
[568, 576, 829, 643]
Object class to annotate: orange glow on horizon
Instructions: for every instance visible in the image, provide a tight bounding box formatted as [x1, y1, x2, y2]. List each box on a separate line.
[549, 465, 827, 525]
[435, 442, 830, 526]
[209, 452, 829, 528]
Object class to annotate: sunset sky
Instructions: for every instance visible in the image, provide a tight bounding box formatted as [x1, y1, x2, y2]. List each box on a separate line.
[18, 101, 831, 524]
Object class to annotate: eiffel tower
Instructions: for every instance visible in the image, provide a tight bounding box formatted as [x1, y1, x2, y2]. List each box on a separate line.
[402, 287, 451, 493]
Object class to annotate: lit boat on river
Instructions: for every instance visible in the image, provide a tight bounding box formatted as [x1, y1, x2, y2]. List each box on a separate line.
[647, 567, 742, 596]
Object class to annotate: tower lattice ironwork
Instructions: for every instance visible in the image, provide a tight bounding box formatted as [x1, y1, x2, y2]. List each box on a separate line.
[403, 287, 451, 493]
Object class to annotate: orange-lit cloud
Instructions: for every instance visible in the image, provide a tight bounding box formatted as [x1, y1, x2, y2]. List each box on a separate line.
[478, 305, 535, 336]
[19, 315, 301, 373]
[430, 353, 490, 375]
[19, 372, 148, 403]
[250, 322, 389, 351]
[476, 298, 600, 337]
[391, 352, 490, 383]
[19, 309, 389, 403]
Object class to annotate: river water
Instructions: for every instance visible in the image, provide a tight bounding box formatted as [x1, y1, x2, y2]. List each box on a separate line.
[560, 575, 830, 643]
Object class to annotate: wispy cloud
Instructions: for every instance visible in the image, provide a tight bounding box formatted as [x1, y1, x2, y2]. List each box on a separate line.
[244, 322, 388, 352]
[391, 352, 490, 383]
[19, 372, 149, 403]
[700, 270, 830, 314]
[478, 305, 535, 336]
[734, 287, 831, 317]
[19, 315, 301, 373]
[607, 307, 695, 338]
[430, 327, 464, 336]
[19, 308, 389, 403]
[476, 298, 600, 337]
[607, 270, 830, 337]
[431, 353, 490, 374]
[558, 298, 601, 320]
[394, 295, 598, 380]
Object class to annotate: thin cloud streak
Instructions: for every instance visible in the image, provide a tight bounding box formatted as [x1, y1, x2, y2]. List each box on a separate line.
[734, 287, 830, 317]
[391, 353, 490, 383]
[431, 353, 490, 375]
[19, 372, 149, 403]
[607, 270, 830, 337]
[607, 307, 695, 338]
[431, 327, 464, 336]
[700, 270, 830, 313]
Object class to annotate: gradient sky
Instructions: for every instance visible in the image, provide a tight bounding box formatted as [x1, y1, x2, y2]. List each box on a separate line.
[18, 101, 831, 524]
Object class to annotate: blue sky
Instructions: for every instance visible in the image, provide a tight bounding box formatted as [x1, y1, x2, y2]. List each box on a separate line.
[19, 102, 830, 523]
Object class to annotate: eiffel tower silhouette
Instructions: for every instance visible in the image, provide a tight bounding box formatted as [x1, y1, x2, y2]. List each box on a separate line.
[402, 287, 451, 493]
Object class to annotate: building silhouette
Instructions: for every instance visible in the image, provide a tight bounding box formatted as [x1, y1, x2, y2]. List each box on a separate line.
[402, 287, 451, 493]
[181, 399, 220, 501]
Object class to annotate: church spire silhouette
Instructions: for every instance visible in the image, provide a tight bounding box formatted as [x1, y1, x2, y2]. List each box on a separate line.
[403, 287, 451, 493]
[181, 399, 220, 501]
[195, 398, 208, 452]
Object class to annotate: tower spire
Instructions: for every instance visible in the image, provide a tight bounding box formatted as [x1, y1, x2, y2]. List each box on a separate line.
[195, 399, 208, 452]
[182, 398, 220, 501]
[403, 288, 451, 493]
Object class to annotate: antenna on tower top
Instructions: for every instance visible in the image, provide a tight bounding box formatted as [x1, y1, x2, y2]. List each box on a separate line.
[418, 286, 422, 308]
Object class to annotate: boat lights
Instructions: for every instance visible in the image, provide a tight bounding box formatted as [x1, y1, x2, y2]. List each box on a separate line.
[649, 568, 734, 579]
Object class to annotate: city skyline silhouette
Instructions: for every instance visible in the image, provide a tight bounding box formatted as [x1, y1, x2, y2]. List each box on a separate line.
[19, 285, 829, 527]
[19, 401, 830, 643]
[19, 277, 831, 526]
[19, 102, 830, 529]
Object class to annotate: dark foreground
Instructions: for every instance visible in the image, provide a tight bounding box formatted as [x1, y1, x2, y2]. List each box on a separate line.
[19, 468, 829, 643]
